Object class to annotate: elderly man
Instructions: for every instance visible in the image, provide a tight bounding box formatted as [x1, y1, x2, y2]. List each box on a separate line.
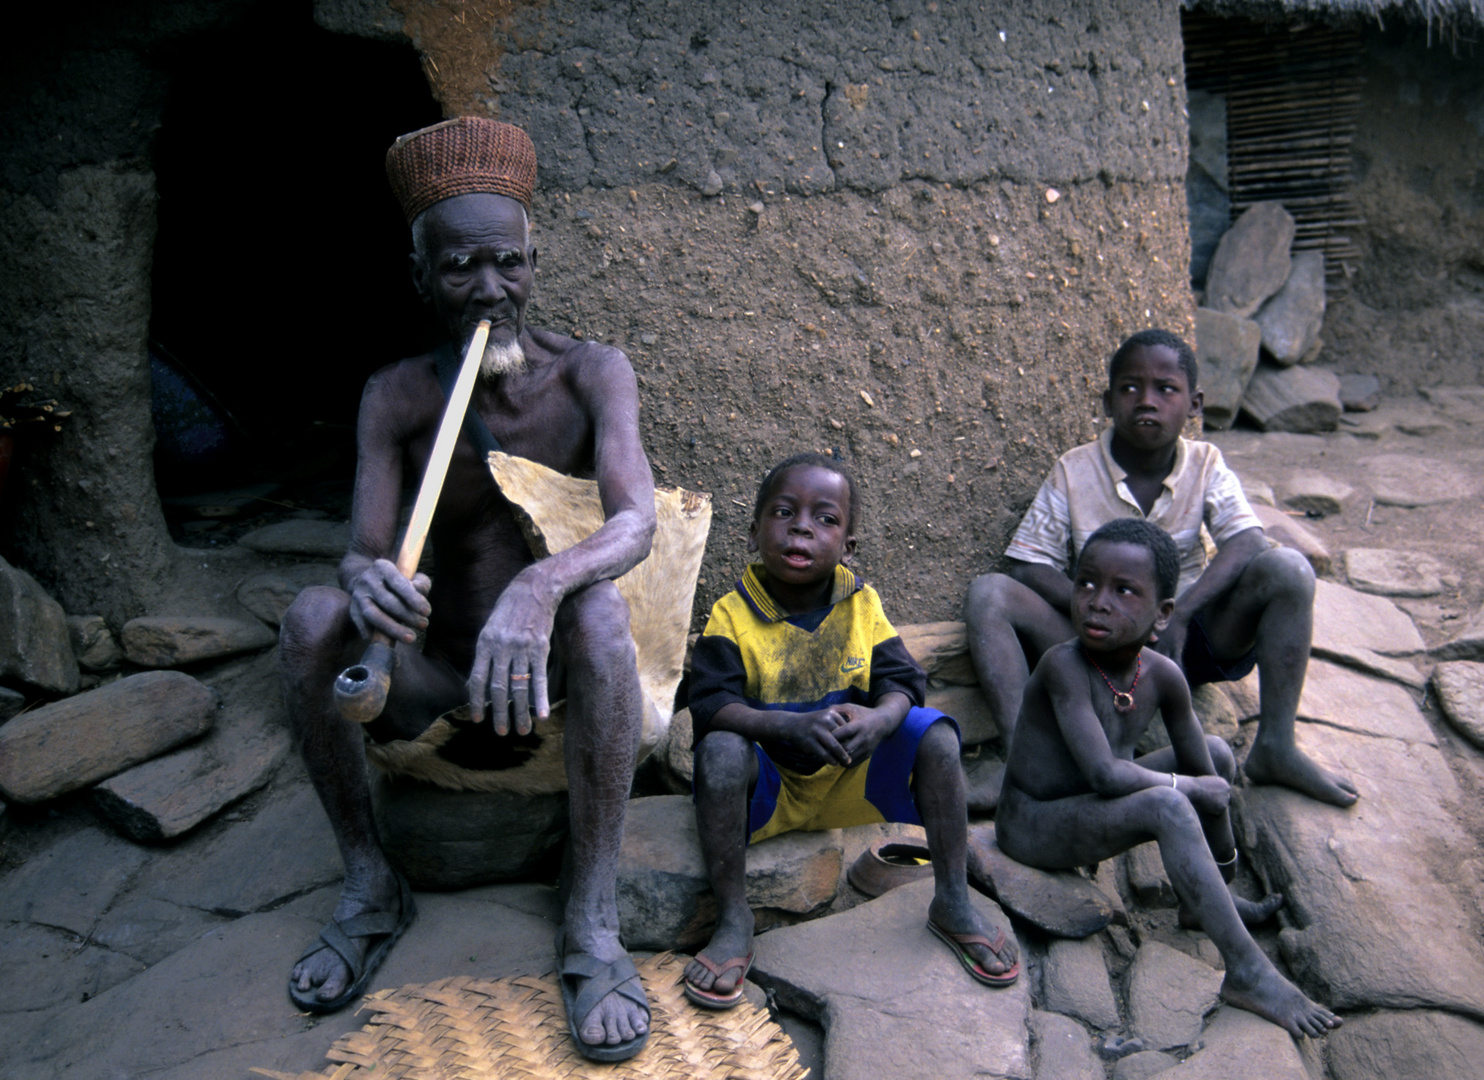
[280, 118, 655, 1062]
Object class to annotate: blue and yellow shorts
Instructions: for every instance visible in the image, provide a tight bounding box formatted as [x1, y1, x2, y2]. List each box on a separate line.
[742, 707, 956, 844]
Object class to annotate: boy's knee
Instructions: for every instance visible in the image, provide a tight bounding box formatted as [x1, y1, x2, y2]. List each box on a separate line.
[915, 717, 962, 767]
[1150, 784, 1202, 830]
[693, 730, 753, 788]
[964, 572, 1020, 626]
[1206, 735, 1237, 782]
[1252, 545, 1315, 598]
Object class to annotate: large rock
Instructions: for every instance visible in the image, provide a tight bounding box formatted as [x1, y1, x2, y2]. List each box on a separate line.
[1245, 724, 1484, 1016]
[121, 615, 277, 667]
[1254, 250, 1325, 365]
[0, 824, 150, 932]
[371, 773, 569, 889]
[1432, 606, 1484, 662]
[65, 614, 124, 672]
[1031, 1010, 1102, 1080]
[1343, 548, 1444, 598]
[1360, 453, 1478, 508]
[1279, 471, 1353, 517]
[967, 823, 1117, 938]
[1431, 662, 1484, 751]
[615, 794, 841, 950]
[898, 620, 976, 685]
[0, 671, 218, 803]
[0, 555, 79, 694]
[1252, 504, 1332, 577]
[1125, 842, 1176, 908]
[1041, 936, 1121, 1030]
[1240, 362, 1341, 433]
[1204, 202, 1296, 318]
[91, 711, 290, 842]
[756, 879, 1030, 1080]
[236, 519, 351, 558]
[1193, 308, 1261, 430]
[925, 683, 996, 745]
[1113, 1051, 1178, 1080]
[1326, 1008, 1484, 1080]
[1173, 1006, 1311, 1080]
[1311, 579, 1426, 687]
[1126, 940, 1222, 1050]
[1338, 373, 1381, 412]
[1297, 659, 1433, 744]
[235, 564, 340, 627]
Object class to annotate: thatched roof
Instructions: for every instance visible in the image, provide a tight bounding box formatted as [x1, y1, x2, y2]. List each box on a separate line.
[1184, 0, 1483, 30]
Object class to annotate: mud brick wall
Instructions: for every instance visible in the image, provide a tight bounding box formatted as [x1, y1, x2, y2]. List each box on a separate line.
[365, 0, 1198, 621]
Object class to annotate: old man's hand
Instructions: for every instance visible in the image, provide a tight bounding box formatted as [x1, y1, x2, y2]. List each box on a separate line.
[348, 558, 432, 643]
[469, 574, 558, 735]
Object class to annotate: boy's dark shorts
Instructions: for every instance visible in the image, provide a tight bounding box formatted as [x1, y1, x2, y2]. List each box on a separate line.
[1181, 611, 1258, 688]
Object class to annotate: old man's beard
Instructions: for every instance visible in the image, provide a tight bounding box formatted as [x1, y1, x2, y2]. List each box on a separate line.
[479, 335, 527, 378]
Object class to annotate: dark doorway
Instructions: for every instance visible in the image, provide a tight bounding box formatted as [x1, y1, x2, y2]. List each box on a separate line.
[148, 8, 442, 503]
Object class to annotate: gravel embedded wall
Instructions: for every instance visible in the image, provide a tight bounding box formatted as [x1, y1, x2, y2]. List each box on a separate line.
[368, 0, 1198, 621]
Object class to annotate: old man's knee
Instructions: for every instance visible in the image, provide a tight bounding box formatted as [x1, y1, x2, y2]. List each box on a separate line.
[279, 586, 353, 671]
[557, 580, 636, 672]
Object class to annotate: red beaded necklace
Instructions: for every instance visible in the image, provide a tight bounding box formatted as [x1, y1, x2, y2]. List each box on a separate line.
[1085, 649, 1140, 713]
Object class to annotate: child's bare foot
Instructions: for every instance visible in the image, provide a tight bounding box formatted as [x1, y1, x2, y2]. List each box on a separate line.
[1243, 742, 1358, 808]
[927, 893, 1019, 982]
[1219, 961, 1343, 1038]
[684, 909, 756, 1006]
[1180, 890, 1284, 930]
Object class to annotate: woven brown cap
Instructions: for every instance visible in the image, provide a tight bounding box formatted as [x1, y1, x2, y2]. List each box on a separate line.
[386, 117, 537, 224]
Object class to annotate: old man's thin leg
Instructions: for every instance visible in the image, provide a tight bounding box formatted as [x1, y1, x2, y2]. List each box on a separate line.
[279, 586, 459, 1009]
[555, 581, 650, 1050]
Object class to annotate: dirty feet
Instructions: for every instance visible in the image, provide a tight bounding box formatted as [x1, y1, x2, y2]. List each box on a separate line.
[556, 927, 651, 1062]
[1220, 961, 1343, 1038]
[684, 908, 755, 1008]
[1244, 741, 1359, 808]
[289, 869, 415, 1013]
[927, 893, 1019, 986]
[1180, 890, 1285, 930]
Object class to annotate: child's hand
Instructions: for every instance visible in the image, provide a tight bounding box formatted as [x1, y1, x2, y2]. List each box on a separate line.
[783, 709, 853, 768]
[1180, 774, 1231, 815]
[830, 703, 898, 764]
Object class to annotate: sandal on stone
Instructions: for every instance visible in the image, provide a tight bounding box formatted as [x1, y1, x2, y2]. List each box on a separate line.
[288, 870, 416, 1014]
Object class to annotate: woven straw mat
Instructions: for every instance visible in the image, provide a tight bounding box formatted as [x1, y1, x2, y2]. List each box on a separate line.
[252, 951, 807, 1080]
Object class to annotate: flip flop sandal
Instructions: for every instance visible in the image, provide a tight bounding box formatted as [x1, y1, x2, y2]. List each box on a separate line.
[927, 917, 1020, 988]
[288, 870, 417, 1014]
[682, 951, 755, 1009]
[555, 928, 651, 1063]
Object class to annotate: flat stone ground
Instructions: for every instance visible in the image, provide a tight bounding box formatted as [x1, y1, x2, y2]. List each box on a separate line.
[5, 389, 1484, 1079]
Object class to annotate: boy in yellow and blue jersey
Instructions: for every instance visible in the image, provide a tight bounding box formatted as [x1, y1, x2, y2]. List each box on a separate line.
[682, 453, 1019, 1009]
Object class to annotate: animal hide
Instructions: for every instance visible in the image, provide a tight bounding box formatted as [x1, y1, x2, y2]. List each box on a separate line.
[365, 452, 711, 793]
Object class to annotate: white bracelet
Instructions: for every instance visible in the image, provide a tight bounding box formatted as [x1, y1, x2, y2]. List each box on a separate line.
[1171, 772, 1178, 788]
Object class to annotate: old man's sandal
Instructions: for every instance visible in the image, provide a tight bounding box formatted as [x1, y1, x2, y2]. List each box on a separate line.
[288, 870, 416, 1014]
[555, 928, 651, 1062]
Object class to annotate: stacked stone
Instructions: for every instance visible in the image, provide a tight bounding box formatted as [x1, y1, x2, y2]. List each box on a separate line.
[1195, 202, 1379, 433]
[0, 525, 346, 842]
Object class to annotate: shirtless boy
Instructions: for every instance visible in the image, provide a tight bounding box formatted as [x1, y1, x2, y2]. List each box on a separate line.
[966, 328, 1357, 808]
[682, 454, 1019, 1006]
[996, 518, 1341, 1038]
